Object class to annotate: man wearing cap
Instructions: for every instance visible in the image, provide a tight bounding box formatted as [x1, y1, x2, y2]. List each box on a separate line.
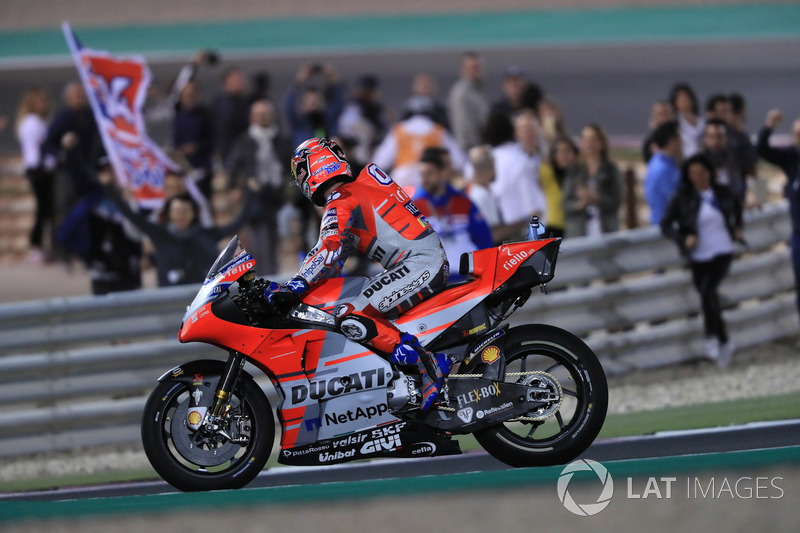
[492, 65, 542, 120]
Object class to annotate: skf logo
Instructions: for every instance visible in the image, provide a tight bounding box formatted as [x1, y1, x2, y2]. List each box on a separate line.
[481, 346, 501, 364]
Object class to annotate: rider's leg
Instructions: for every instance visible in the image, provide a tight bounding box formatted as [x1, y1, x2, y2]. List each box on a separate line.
[388, 331, 451, 412]
[335, 253, 451, 411]
[335, 306, 450, 412]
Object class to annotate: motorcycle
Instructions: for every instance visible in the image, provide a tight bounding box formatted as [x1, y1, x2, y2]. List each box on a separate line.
[141, 230, 608, 492]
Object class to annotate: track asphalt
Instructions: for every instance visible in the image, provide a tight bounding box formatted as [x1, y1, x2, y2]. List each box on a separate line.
[2, 444, 798, 521]
[1, 419, 798, 514]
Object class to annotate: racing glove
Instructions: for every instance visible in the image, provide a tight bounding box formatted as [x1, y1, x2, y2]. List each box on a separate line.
[264, 276, 309, 312]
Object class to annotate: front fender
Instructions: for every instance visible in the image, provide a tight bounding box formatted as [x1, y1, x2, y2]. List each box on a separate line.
[158, 359, 228, 384]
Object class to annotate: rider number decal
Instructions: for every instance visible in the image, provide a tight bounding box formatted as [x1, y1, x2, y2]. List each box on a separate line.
[366, 163, 393, 186]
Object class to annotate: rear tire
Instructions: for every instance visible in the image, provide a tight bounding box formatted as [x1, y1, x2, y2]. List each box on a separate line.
[141, 370, 274, 491]
[473, 324, 607, 467]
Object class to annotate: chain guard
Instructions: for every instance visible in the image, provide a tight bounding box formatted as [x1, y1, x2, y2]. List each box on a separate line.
[429, 374, 562, 432]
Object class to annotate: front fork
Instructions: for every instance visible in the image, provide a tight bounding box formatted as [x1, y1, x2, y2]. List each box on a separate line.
[205, 351, 246, 429]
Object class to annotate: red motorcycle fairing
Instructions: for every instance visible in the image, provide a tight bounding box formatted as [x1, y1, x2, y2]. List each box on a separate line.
[144, 233, 608, 489]
[177, 237, 559, 450]
[261, 330, 398, 448]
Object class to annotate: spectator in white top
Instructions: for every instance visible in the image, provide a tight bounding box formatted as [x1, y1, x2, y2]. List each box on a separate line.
[447, 51, 490, 152]
[15, 87, 55, 263]
[466, 145, 502, 227]
[660, 153, 743, 366]
[491, 110, 547, 226]
[669, 82, 705, 159]
[372, 95, 466, 190]
[466, 145, 528, 243]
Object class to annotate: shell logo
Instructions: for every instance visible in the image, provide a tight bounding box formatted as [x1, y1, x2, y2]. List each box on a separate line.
[481, 346, 501, 364]
[188, 410, 203, 425]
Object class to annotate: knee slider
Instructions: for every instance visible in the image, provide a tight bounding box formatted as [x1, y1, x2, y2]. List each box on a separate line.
[335, 307, 379, 343]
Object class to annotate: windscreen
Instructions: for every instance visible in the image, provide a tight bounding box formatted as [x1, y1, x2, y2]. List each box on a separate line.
[205, 236, 240, 281]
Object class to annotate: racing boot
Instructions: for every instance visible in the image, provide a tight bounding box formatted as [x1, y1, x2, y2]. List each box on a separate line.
[390, 333, 452, 412]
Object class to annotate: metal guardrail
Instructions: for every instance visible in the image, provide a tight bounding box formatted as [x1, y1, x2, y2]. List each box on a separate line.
[0, 202, 795, 458]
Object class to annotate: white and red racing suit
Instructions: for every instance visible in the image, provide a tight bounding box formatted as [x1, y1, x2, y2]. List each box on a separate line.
[295, 162, 449, 354]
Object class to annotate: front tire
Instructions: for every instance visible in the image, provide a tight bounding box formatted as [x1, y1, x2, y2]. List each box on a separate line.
[141, 371, 274, 491]
[473, 324, 607, 467]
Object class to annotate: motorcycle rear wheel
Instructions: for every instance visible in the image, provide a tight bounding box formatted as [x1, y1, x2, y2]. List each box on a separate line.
[473, 324, 607, 467]
[141, 372, 274, 491]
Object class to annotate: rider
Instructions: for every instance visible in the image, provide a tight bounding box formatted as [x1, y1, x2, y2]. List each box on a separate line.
[264, 137, 452, 411]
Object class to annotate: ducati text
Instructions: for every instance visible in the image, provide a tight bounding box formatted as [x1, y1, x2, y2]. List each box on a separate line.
[291, 369, 387, 404]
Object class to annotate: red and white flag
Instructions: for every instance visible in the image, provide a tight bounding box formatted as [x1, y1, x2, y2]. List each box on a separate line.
[62, 22, 176, 208]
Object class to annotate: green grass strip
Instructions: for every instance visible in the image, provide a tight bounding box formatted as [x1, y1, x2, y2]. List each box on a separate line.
[0, 469, 159, 493]
[1, 446, 799, 523]
[599, 391, 800, 438]
[1, 4, 798, 61]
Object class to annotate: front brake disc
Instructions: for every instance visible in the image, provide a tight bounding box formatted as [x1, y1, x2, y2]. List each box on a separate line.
[171, 399, 241, 466]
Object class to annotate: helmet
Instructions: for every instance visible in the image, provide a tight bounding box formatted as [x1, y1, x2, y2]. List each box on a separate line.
[291, 137, 353, 206]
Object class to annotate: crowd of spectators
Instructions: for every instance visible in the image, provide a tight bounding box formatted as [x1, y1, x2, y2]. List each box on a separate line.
[11, 50, 800, 323]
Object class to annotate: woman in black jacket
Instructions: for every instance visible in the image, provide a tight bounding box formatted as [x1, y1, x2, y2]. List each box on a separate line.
[661, 153, 743, 367]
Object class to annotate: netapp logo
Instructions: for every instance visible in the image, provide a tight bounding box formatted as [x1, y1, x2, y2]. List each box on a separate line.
[324, 404, 389, 426]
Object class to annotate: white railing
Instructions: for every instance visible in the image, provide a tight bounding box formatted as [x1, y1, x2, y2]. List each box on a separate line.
[0, 202, 794, 457]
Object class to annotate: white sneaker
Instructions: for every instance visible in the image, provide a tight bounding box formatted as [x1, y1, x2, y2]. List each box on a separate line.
[703, 337, 720, 362]
[717, 340, 735, 368]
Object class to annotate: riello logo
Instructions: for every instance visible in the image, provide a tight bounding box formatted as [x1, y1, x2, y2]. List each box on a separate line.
[557, 459, 614, 516]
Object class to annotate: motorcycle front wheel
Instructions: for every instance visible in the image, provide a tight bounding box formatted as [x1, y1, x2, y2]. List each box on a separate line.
[141, 371, 274, 491]
[473, 324, 608, 467]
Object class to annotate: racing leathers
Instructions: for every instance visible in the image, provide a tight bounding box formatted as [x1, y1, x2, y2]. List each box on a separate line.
[279, 162, 451, 410]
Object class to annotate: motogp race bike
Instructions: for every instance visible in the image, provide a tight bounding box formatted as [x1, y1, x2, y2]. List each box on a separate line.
[141, 233, 608, 491]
